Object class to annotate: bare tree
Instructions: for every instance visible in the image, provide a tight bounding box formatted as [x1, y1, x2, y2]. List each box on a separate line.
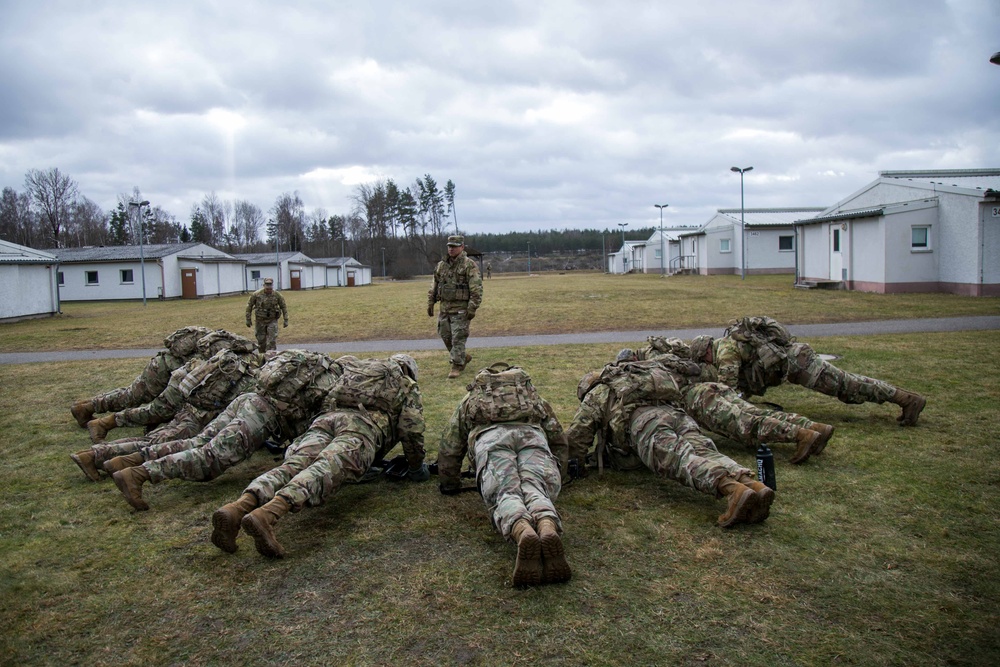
[24, 167, 79, 247]
[233, 199, 265, 251]
[270, 192, 305, 252]
[201, 191, 228, 245]
[0, 187, 37, 247]
[67, 196, 109, 247]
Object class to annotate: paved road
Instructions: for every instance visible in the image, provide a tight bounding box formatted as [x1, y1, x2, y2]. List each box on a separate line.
[3, 315, 998, 365]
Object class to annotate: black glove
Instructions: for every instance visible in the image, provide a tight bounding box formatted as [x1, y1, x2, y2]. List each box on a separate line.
[427, 304, 435, 317]
[439, 483, 462, 496]
[465, 309, 476, 321]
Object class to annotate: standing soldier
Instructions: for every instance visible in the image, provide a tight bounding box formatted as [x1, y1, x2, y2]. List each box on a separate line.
[437, 363, 571, 587]
[486, 262, 492, 279]
[246, 277, 288, 352]
[428, 235, 483, 378]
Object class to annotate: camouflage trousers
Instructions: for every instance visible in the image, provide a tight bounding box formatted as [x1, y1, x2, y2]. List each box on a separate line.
[683, 382, 818, 449]
[629, 405, 750, 497]
[91, 355, 173, 414]
[142, 393, 282, 484]
[473, 423, 562, 540]
[254, 318, 279, 353]
[114, 385, 186, 428]
[437, 311, 472, 367]
[246, 411, 387, 511]
[785, 342, 897, 404]
[90, 405, 217, 466]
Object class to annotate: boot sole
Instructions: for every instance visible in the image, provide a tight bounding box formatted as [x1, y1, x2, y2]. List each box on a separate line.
[900, 396, 927, 426]
[70, 452, 101, 482]
[789, 430, 820, 464]
[718, 488, 757, 528]
[241, 512, 285, 558]
[513, 533, 542, 587]
[211, 508, 242, 554]
[71, 407, 93, 429]
[749, 486, 775, 524]
[811, 425, 835, 455]
[540, 532, 572, 584]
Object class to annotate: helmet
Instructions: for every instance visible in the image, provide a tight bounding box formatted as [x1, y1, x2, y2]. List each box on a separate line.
[689, 335, 714, 362]
[197, 330, 257, 358]
[577, 370, 603, 401]
[390, 354, 419, 381]
[616, 348, 638, 363]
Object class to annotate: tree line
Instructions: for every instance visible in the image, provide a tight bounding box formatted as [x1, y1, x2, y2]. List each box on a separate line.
[2, 167, 657, 276]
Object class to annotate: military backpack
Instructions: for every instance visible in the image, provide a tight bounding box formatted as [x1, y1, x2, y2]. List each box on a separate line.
[597, 359, 687, 415]
[646, 335, 692, 358]
[463, 362, 548, 427]
[196, 329, 257, 358]
[724, 316, 793, 389]
[325, 357, 407, 415]
[255, 350, 335, 409]
[163, 326, 213, 359]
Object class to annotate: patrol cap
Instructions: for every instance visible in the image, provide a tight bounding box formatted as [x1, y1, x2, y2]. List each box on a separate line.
[263, 278, 274, 286]
[447, 235, 464, 246]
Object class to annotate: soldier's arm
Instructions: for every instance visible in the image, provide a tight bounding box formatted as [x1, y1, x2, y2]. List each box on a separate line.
[245, 294, 255, 324]
[539, 399, 569, 475]
[427, 267, 439, 308]
[396, 383, 427, 469]
[466, 261, 483, 312]
[437, 402, 469, 492]
[714, 339, 742, 388]
[278, 293, 288, 323]
[565, 387, 607, 467]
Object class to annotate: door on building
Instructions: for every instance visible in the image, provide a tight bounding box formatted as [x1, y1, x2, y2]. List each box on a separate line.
[829, 225, 844, 281]
[290, 270, 301, 290]
[181, 268, 198, 299]
[347, 271, 356, 287]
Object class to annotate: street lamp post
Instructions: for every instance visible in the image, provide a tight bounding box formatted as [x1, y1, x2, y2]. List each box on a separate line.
[381, 247, 386, 278]
[654, 204, 668, 275]
[128, 200, 150, 306]
[526, 242, 531, 274]
[617, 222, 628, 274]
[730, 166, 753, 280]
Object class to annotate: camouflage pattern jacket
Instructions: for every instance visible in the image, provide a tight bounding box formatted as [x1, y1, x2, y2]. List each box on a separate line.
[711, 336, 786, 397]
[428, 251, 483, 315]
[437, 396, 567, 492]
[246, 289, 288, 324]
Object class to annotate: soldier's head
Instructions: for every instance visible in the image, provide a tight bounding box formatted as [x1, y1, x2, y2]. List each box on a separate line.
[390, 354, 419, 381]
[689, 335, 714, 363]
[616, 348, 638, 363]
[163, 326, 213, 358]
[263, 277, 274, 292]
[577, 370, 603, 401]
[446, 235, 465, 257]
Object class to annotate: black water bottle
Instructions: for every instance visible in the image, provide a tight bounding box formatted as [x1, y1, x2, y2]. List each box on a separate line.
[756, 444, 776, 491]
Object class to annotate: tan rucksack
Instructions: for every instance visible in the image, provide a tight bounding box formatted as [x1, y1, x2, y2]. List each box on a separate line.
[255, 350, 336, 408]
[196, 329, 257, 358]
[325, 357, 407, 414]
[463, 363, 548, 426]
[163, 326, 213, 358]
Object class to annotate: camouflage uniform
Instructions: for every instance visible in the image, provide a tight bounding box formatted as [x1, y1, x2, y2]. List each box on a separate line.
[246, 286, 288, 352]
[90, 404, 217, 466]
[438, 375, 567, 540]
[134, 352, 343, 484]
[243, 372, 425, 510]
[567, 382, 750, 498]
[109, 349, 263, 430]
[428, 240, 483, 370]
[85, 326, 212, 413]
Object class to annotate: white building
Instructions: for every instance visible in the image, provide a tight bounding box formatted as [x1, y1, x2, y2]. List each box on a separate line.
[607, 228, 693, 274]
[794, 169, 1000, 296]
[312, 257, 372, 287]
[234, 251, 329, 291]
[679, 208, 825, 276]
[0, 240, 60, 321]
[54, 243, 245, 301]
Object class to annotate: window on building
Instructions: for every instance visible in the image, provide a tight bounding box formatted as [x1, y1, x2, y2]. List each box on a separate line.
[654, 248, 662, 259]
[251, 270, 261, 279]
[833, 229, 841, 252]
[57, 272, 64, 285]
[720, 238, 731, 253]
[86, 271, 99, 285]
[778, 235, 794, 251]
[911, 226, 931, 251]
[120, 269, 134, 283]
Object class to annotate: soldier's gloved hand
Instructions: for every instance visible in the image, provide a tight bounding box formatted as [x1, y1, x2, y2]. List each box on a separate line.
[283, 321, 288, 328]
[427, 304, 435, 317]
[245, 320, 252, 328]
[407, 463, 430, 482]
[465, 309, 476, 321]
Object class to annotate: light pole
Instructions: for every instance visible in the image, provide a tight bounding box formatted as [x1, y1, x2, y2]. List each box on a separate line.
[526, 242, 531, 274]
[128, 200, 150, 306]
[991, 51, 1000, 65]
[617, 222, 628, 273]
[381, 246, 386, 278]
[730, 166, 753, 280]
[654, 204, 668, 275]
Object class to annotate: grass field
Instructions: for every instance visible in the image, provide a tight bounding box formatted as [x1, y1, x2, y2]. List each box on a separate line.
[2, 275, 999, 665]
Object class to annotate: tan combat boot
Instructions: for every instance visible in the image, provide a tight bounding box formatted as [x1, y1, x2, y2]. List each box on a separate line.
[241, 496, 292, 558]
[70, 449, 101, 482]
[537, 517, 571, 584]
[789, 428, 822, 465]
[103, 452, 145, 474]
[892, 390, 927, 426]
[510, 518, 542, 587]
[71, 400, 95, 428]
[212, 492, 259, 554]
[810, 422, 835, 455]
[87, 414, 118, 443]
[112, 466, 151, 511]
[464, 353, 472, 365]
[447, 363, 462, 379]
[737, 473, 775, 524]
[716, 477, 759, 528]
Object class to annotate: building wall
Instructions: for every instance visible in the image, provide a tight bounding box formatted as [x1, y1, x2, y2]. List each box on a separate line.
[58, 260, 165, 301]
[1, 264, 59, 320]
[884, 207, 939, 285]
[982, 201, 1000, 288]
[745, 229, 797, 274]
[703, 226, 736, 274]
[797, 223, 830, 282]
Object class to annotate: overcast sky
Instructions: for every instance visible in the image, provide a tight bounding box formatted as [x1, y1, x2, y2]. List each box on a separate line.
[1, 0, 998, 235]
